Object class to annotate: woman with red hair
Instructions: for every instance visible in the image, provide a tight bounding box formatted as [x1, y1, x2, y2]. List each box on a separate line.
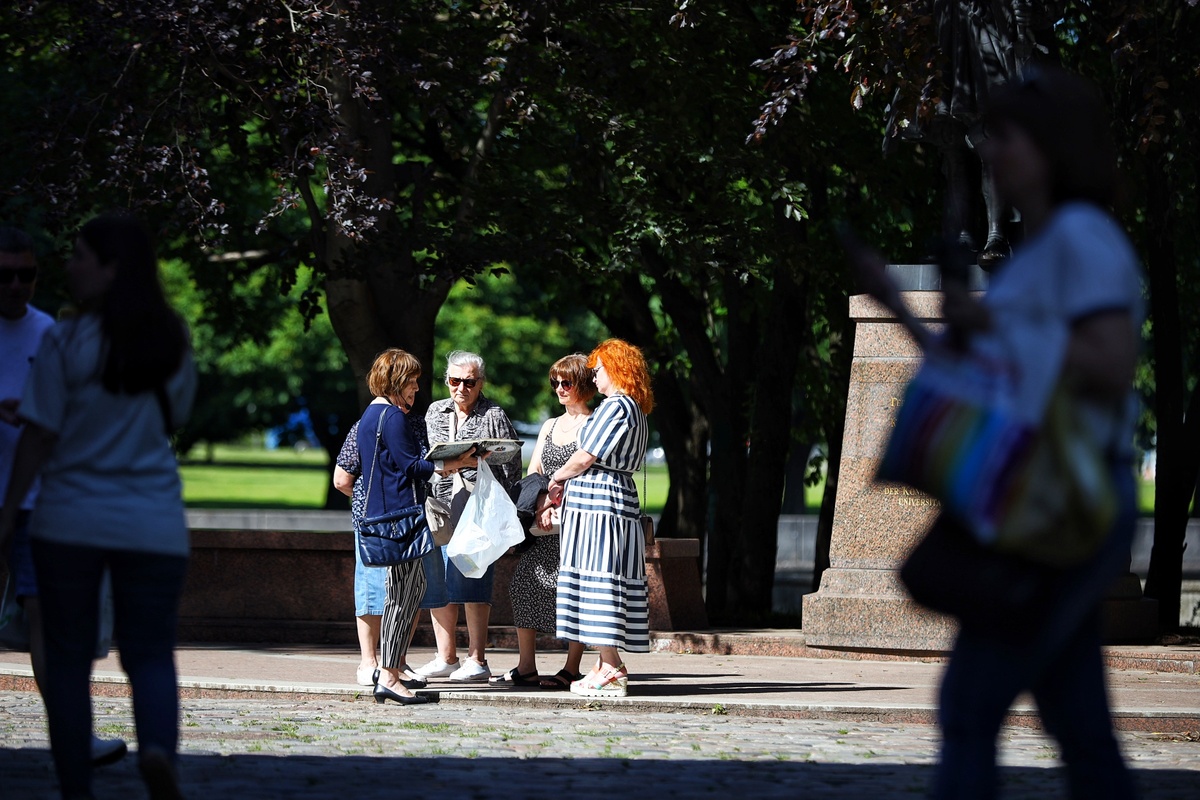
[547, 338, 654, 697]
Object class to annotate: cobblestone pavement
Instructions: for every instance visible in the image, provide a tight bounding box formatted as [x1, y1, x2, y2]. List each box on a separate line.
[2, 690, 1197, 799]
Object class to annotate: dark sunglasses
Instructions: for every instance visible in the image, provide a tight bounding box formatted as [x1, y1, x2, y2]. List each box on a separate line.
[549, 379, 574, 391]
[0, 267, 37, 284]
[446, 376, 479, 389]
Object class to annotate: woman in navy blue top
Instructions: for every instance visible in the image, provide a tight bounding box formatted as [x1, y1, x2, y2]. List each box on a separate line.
[355, 349, 475, 705]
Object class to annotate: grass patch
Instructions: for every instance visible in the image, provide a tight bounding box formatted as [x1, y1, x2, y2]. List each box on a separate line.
[180, 442, 673, 514]
[180, 443, 330, 509]
[641, 465, 668, 516]
[178, 443, 1158, 516]
[181, 463, 331, 509]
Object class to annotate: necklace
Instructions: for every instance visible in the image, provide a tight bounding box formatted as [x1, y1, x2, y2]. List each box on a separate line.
[557, 412, 588, 433]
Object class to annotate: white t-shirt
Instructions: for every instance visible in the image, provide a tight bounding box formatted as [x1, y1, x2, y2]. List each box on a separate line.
[0, 304, 56, 510]
[20, 313, 197, 555]
[977, 202, 1144, 456]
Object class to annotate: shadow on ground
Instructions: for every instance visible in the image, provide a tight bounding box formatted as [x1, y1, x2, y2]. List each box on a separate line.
[1, 750, 1193, 800]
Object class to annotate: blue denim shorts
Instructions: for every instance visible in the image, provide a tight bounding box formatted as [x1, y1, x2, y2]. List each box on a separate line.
[419, 546, 495, 608]
[353, 530, 387, 616]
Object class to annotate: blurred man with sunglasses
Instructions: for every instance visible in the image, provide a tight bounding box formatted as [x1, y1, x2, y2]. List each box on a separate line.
[0, 226, 127, 767]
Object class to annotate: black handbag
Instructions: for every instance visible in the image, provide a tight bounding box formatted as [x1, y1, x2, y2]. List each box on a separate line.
[900, 514, 1059, 636]
[356, 407, 434, 567]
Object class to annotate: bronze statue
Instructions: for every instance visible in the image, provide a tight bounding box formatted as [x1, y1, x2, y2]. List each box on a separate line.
[887, 1, 1061, 267]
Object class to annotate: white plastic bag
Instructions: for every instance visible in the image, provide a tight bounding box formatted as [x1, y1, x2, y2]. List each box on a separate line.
[446, 461, 525, 578]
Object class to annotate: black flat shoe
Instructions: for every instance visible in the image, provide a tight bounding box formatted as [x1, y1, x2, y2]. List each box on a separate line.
[91, 736, 128, 768]
[490, 667, 541, 688]
[373, 683, 429, 705]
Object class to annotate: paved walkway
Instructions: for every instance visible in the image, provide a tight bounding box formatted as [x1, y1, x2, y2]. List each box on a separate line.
[2, 635, 1198, 798]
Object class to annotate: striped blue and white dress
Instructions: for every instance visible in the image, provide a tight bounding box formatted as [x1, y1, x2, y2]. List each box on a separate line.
[555, 393, 650, 652]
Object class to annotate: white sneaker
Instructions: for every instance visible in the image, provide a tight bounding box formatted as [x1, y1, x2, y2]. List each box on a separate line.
[414, 656, 461, 678]
[355, 665, 379, 686]
[448, 658, 491, 683]
[91, 735, 128, 767]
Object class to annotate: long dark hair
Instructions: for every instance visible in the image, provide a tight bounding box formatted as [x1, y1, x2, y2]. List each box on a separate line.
[984, 65, 1118, 209]
[79, 214, 187, 394]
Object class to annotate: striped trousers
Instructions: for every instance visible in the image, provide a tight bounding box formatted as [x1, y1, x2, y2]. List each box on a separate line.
[381, 559, 427, 669]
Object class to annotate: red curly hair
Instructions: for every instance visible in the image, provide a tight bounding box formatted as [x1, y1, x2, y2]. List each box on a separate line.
[587, 339, 654, 415]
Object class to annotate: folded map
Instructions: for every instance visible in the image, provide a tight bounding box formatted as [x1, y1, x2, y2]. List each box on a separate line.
[426, 438, 523, 461]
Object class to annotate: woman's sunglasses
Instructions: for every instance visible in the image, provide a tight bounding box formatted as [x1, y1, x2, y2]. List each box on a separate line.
[549, 379, 574, 391]
[446, 377, 479, 389]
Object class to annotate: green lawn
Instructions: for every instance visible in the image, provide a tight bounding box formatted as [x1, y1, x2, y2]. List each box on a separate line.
[179, 444, 673, 513]
[180, 444, 1156, 516]
[179, 444, 331, 509]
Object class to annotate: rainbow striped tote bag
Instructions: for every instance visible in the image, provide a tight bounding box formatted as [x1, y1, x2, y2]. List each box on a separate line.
[876, 353, 1036, 545]
[878, 351, 1115, 565]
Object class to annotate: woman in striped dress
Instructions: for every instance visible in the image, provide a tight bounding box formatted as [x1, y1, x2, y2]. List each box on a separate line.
[547, 339, 654, 698]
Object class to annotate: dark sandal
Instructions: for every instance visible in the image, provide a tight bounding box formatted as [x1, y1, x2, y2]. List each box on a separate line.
[490, 668, 540, 687]
[538, 669, 582, 691]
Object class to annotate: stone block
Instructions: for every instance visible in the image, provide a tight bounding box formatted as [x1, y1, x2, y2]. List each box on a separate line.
[645, 538, 708, 630]
[179, 529, 357, 643]
[178, 529, 707, 643]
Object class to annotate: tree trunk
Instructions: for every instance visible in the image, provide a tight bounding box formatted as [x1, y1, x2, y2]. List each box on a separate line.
[318, 80, 458, 411]
[1141, 162, 1200, 631]
[704, 276, 759, 621]
[705, 409, 744, 621]
[728, 268, 806, 620]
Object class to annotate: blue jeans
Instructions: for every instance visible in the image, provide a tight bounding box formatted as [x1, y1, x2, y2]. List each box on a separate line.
[933, 464, 1138, 800]
[32, 540, 188, 799]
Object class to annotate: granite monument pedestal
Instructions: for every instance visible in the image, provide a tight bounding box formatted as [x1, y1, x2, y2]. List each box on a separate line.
[802, 265, 1156, 653]
[802, 283, 953, 651]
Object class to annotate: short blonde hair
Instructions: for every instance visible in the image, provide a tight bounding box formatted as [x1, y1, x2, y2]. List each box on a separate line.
[367, 348, 422, 398]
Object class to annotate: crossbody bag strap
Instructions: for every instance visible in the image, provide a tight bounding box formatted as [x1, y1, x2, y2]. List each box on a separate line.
[363, 407, 390, 516]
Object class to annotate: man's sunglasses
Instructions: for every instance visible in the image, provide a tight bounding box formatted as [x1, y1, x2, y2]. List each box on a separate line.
[549, 379, 574, 391]
[447, 376, 479, 389]
[0, 268, 37, 284]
